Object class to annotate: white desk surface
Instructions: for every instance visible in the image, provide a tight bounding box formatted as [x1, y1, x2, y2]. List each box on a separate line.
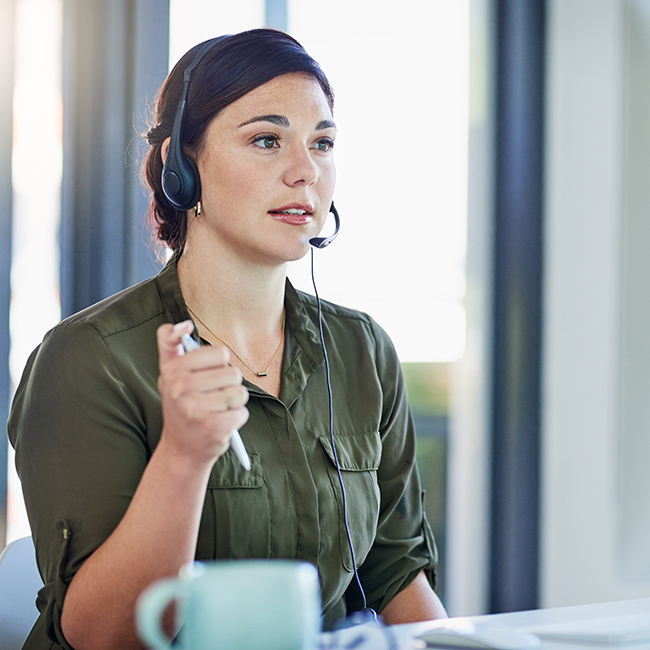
[321, 597, 650, 650]
[459, 596, 650, 629]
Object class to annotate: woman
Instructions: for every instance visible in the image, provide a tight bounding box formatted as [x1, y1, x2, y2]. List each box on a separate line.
[8, 28, 446, 650]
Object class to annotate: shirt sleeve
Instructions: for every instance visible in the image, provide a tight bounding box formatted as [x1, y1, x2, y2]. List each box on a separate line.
[8, 319, 150, 649]
[347, 317, 439, 614]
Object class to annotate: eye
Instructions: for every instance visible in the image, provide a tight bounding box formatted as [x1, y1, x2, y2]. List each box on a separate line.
[312, 137, 335, 152]
[252, 134, 280, 149]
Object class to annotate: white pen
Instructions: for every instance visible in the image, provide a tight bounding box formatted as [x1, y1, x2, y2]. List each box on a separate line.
[180, 332, 251, 471]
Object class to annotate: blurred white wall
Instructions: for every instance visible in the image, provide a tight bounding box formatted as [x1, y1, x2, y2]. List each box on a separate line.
[542, 0, 650, 607]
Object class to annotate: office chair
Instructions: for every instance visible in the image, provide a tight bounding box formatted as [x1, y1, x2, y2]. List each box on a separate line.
[0, 536, 43, 650]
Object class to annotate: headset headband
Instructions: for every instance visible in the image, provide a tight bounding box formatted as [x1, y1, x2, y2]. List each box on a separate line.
[161, 36, 230, 211]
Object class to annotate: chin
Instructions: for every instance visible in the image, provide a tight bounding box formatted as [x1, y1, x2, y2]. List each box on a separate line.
[284, 245, 312, 263]
[254, 246, 309, 268]
[275, 235, 314, 263]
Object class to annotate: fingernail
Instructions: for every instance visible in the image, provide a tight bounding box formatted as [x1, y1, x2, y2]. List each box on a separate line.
[173, 320, 192, 333]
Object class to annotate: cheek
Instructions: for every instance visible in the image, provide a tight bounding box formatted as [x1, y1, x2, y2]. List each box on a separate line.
[205, 159, 262, 202]
[319, 161, 336, 194]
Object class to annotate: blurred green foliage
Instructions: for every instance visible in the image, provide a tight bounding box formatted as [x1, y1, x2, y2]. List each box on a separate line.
[402, 362, 450, 600]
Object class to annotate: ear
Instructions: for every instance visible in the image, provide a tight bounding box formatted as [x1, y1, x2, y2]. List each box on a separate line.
[161, 137, 171, 165]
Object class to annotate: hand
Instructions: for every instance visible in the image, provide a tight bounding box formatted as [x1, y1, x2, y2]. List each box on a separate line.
[156, 321, 250, 469]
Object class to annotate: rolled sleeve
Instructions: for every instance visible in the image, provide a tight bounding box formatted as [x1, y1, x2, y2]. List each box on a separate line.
[8, 321, 150, 648]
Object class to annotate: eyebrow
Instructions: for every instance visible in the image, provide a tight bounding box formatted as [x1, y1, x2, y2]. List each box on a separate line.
[238, 114, 337, 131]
[316, 119, 337, 131]
[239, 114, 289, 128]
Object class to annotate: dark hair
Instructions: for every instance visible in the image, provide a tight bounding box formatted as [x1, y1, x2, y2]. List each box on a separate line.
[143, 28, 335, 255]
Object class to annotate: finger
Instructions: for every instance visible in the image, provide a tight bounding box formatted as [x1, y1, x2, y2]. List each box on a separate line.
[188, 384, 250, 414]
[176, 364, 244, 396]
[157, 321, 194, 365]
[220, 385, 250, 411]
[178, 343, 232, 371]
[209, 406, 250, 435]
[178, 397, 250, 435]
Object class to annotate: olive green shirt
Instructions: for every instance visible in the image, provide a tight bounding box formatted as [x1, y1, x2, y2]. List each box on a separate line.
[8, 260, 438, 649]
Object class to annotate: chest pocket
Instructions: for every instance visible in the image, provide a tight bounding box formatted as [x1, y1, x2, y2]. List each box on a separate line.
[319, 431, 382, 571]
[197, 450, 270, 560]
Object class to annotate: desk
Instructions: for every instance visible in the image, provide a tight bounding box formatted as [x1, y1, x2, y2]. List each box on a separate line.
[321, 598, 650, 650]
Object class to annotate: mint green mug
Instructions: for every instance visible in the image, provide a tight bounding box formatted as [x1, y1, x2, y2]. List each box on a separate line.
[136, 560, 321, 650]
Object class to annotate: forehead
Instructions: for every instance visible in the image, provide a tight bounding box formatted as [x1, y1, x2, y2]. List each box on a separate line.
[216, 72, 334, 126]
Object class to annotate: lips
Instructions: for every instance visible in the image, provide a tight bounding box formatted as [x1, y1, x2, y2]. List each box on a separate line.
[269, 203, 314, 225]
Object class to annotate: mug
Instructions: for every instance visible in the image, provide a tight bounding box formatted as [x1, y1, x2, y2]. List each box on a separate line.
[136, 560, 321, 650]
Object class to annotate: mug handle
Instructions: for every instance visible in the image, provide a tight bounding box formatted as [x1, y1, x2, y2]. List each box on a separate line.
[136, 578, 183, 649]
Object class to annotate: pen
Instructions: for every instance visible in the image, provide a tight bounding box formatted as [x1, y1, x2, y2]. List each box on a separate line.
[180, 332, 251, 471]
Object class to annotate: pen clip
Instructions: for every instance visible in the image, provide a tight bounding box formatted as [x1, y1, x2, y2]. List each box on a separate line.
[180, 332, 200, 353]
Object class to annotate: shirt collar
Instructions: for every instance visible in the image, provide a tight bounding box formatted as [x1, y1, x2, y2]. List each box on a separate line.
[155, 255, 190, 325]
[155, 258, 325, 407]
[281, 280, 326, 407]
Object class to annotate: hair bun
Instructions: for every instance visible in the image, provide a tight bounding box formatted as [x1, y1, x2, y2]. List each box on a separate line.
[145, 123, 168, 145]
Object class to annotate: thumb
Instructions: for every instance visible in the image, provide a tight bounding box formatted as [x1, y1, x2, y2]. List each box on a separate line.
[157, 320, 194, 365]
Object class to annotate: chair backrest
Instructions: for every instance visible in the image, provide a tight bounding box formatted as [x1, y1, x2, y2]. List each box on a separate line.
[0, 536, 43, 650]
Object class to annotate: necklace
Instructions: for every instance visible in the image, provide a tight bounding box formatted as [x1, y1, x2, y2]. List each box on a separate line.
[186, 304, 285, 378]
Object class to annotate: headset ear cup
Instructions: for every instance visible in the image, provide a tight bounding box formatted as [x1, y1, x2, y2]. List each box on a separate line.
[161, 140, 202, 211]
[160, 36, 233, 212]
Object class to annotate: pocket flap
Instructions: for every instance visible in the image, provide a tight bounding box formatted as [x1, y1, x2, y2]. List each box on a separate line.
[207, 451, 263, 489]
[319, 431, 381, 471]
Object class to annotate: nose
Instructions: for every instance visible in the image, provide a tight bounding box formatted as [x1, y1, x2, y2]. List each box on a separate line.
[283, 146, 319, 187]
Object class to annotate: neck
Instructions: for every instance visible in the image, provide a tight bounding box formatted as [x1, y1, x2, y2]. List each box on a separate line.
[176, 243, 287, 343]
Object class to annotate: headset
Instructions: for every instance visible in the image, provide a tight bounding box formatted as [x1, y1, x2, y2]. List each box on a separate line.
[164, 35, 372, 620]
[161, 37, 226, 212]
[160, 35, 340, 249]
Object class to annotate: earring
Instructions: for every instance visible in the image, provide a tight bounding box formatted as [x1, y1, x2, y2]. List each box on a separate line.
[194, 200, 202, 218]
